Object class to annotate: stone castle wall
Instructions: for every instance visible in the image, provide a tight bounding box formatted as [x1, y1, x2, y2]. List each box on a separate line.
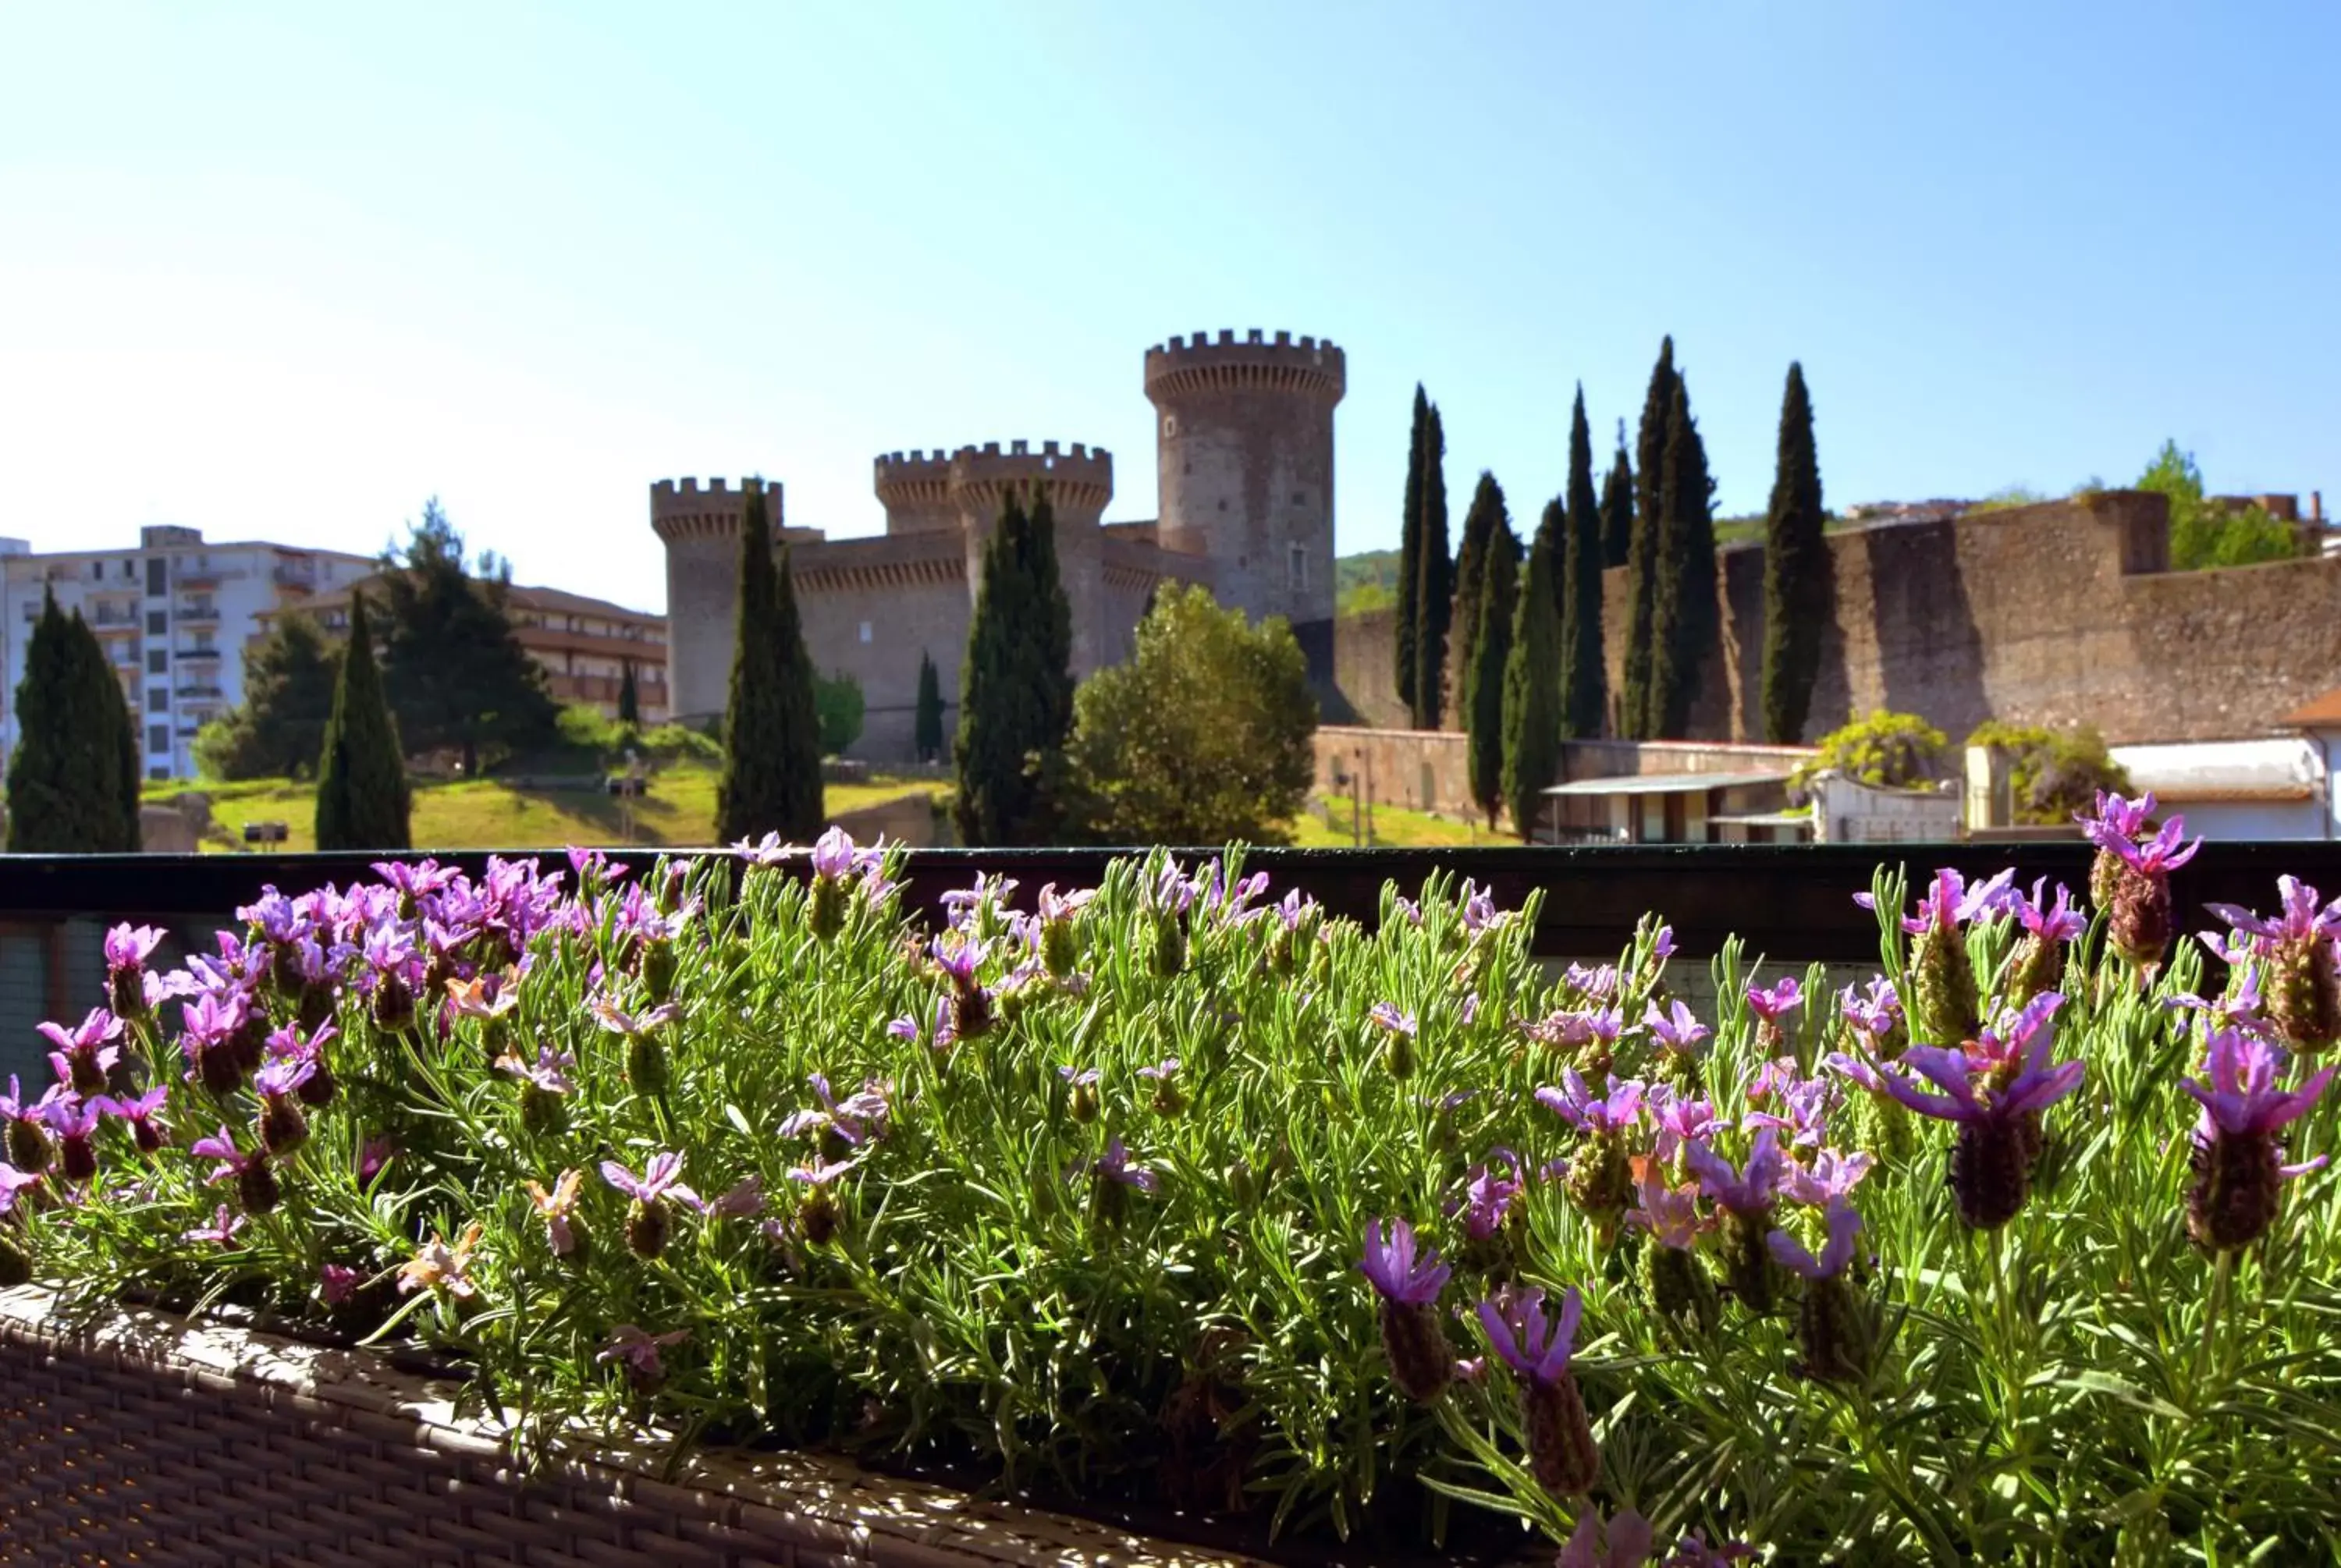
[790, 534, 971, 764]
[1334, 491, 2341, 752]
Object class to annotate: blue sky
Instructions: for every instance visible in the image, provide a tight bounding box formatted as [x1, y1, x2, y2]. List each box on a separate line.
[3, 3, 2335, 612]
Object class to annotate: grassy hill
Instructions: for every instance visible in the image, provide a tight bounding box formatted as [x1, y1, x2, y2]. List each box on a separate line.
[1336, 549, 1401, 615]
[146, 761, 945, 853]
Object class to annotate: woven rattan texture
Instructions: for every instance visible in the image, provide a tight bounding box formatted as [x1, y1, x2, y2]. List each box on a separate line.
[0, 1289, 1265, 1568]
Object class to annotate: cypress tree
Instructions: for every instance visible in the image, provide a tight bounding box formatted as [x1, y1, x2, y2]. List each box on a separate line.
[1464, 509, 1519, 831]
[1394, 385, 1430, 714]
[716, 482, 825, 844]
[1648, 376, 1720, 739]
[1413, 406, 1452, 729]
[1620, 339, 1676, 737]
[1600, 420, 1635, 569]
[314, 591, 411, 851]
[5, 593, 141, 852]
[1558, 387, 1607, 738]
[1450, 470, 1505, 701]
[616, 659, 641, 728]
[954, 485, 1075, 845]
[1501, 527, 1563, 841]
[913, 651, 943, 764]
[1760, 361, 1831, 743]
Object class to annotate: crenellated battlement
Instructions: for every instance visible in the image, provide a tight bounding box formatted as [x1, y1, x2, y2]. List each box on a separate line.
[944, 441, 1114, 516]
[1143, 328, 1346, 403]
[649, 477, 785, 545]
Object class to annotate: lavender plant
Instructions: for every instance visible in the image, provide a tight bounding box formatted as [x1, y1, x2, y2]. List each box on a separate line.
[1, 797, 2337, 1563]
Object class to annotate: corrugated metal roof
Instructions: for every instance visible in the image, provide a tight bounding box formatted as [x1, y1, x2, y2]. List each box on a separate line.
[1540, 769, 1796, 797]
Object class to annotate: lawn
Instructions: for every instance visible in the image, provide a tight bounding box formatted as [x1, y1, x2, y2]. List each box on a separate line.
[145, 763, 944, 853]
[1285, 793, 1519, 848]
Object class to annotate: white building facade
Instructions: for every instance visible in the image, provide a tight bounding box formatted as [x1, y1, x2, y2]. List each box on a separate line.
[0, 527, 375, 781]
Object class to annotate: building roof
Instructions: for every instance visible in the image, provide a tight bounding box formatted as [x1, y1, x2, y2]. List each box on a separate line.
[1540, 768, 1796, 797]
[280, 573, 659, 625]
[2108, 737, 2320, 803]
[2281, 687, 2341, 727]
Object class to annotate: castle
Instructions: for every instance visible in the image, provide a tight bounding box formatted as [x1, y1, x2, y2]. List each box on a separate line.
[652, 329, 1345, 759]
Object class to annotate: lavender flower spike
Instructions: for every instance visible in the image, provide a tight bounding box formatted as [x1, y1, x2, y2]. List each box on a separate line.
[1477, 1283, 1600, 1497]
[1767, 1197, 1863, 1279]
[1882, 999, 2083, 1229]
[1476, 1283, 1581, 1387]
[2183, 1027, 2335, 1250]
[1359, 1216, 1451, 1304]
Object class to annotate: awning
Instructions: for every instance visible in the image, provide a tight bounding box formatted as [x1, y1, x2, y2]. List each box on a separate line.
[1540, 769, 1796, 797]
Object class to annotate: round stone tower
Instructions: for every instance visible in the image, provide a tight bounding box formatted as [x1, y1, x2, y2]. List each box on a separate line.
[650, 476, 791, 725]
[1144, 328, 1345, 639]
[944, 440, 1114, 677]
[872, 450, 959, 535]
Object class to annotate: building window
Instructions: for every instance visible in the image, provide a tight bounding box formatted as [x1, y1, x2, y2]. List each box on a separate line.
[122, 559, 136, 580]
[1162, 415, 1178, 438]
[859, 621, 872, 644]
[146, 559, 167, 596]
[1288, 545, 1307, 591]
[148, 766, 170, 782]
[147, 651, 168, 675]
[147, 724, 169, 754]
[146, 687, 168, 714]
[147, 610, 166, 634]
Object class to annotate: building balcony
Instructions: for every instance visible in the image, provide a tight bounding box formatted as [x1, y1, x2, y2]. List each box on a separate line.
[174, 685, 225, 701]
[176, 605, 220, 623]
[174, 646, 222, 662]
[272, 565, 318, 591]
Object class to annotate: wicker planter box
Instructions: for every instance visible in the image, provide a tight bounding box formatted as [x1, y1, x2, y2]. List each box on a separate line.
[0, 1286, 1266, 1568]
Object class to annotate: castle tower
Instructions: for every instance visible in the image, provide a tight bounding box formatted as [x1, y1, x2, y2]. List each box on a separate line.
[650, 477, 796, 724]
[1145, 328, 1345, 648]
[873, 451, 959, 535]
[942, 441, 1114, 677]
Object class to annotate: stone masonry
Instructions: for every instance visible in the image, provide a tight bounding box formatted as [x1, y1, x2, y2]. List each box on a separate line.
[655, 331, 1345, 761]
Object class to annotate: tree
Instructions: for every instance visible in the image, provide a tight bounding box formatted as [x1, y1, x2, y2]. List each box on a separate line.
[378, 499, 557, 775]
[1559, 387, 1607, 738]
[1412, 405, 1453, 729]
[1620, 339, 1676, 736]
[1600, 421, 1635, 569]
[313, 591, 410, 851]
[716, 482, 824, 844]
[814, 672, 865, 756]
[1790, 709, 1947, 792]
[1060, 584, 1316, 844]
[1450, 471, 1507, 699]
[913, 651, 944, 764]
[1966, 720, 2133, 825]
[2137, 439, 2302, 570]
[1647, 375, 1719, 738]
[1501, 527, 1564, 839]
[1465, 513, 1521, 830]
[955, 484, 1075, 846]
[1760, 362, 1831, 743]
[616, 659, 641, 729]
[1394, 385, 1430, 715]
[197, 612, 341, 781]
[5, 592, 141, 852]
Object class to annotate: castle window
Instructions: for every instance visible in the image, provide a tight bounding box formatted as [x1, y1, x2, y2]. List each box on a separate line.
[1291, 491, 1305, 505]
[859, 621, 872, 644]
[1162, 416, 1178, 438]
[1288, 545, 1307, 591]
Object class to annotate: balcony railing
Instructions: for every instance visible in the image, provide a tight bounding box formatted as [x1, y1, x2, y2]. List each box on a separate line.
[176, 606, 220, 623]
[173, 685, 225, 701]
[174, 646, 222, 662]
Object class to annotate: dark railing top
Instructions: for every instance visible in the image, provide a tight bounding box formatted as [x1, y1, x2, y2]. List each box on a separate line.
[5, 842, 2339, 963]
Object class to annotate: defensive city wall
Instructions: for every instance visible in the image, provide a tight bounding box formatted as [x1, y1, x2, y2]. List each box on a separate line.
[1333, 489, 2341, 748]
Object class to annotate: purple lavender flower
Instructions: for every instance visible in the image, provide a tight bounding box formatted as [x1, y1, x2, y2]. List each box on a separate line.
[1359, 1216, 1450, 1304]
[1477, 1283, 1600, 1497]
[1557, 1505, 1654, 1568]
[1455, 1151, 1525, 1243]
[1643, 999, 1711, 1059]
[39, 1009, 123, 1098]
[1837, 977, 1902, 1045]
[2182, 1026, 2333, 1250]
[599, 1324, 690, 1391]
[320, 1263, 364, 1305]
[2016, 878, 2086, 943]
[1684, 1126, 1786, 1216]
[1882, 1008, 2083, 1229]
[602, 1150, 700, 1258]
[0, 1077, 52, 1173]
[2207, 876, 2341, 1051]
[184, 1204, 246, 1247]
[588, 995, 680, 1037]
[1075, 1136, 1160, 1193]
[1359, 1217, 1455, 1401]
[1744, 977, 1803, 1027]
[1780, 1148, 1875, 1208]
[496, 1045, 577, 1095]
[38, 1093, 103, 1183]
[1647, 1086, 1720, 1165]
[105, 924, 168, 973]
[1369, 1002, 1416, 1036]
[95, 1086, 169, 1154]
[0, 1163, 41, 1219]
[191, 1125, 261, 1183]
[699, 1174, 766, 1219]
[1536, 1070, 1646, 1136]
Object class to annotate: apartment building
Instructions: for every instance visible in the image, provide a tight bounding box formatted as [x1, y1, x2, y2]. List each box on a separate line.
[270, 577, 668, 725]
[0, 527, 376, 780]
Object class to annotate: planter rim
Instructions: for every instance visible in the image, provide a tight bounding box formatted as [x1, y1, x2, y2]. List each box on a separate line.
[0, 1282, 1277, 1568]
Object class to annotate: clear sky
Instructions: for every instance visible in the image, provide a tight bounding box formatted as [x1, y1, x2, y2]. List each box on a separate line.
[3, 3, 2335, 612]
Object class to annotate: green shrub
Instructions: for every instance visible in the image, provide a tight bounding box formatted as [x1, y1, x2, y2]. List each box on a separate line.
[1792, 708, 1947, 791]
[1967, 719, 2132, 825]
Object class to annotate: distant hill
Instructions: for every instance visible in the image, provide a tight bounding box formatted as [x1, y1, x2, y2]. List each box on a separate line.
[1336, 549, 1400, 615]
